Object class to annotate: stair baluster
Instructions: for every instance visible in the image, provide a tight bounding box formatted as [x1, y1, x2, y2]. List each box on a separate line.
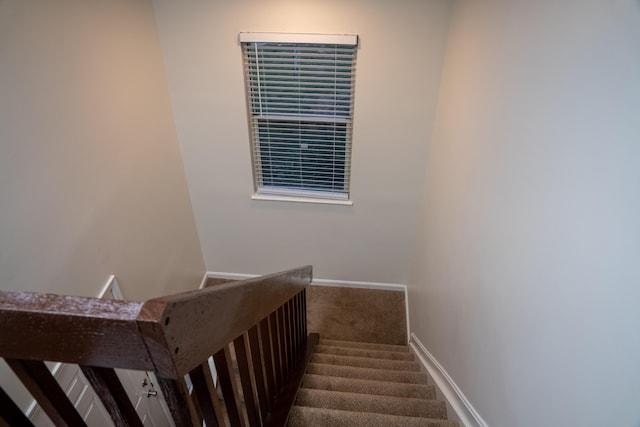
[0, 266, 315, 427]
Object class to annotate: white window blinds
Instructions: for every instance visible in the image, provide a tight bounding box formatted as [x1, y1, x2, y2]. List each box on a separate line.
[240, 33, 358, 201]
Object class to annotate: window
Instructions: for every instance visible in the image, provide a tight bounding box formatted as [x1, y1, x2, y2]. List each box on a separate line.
[240, 33, 358, 203]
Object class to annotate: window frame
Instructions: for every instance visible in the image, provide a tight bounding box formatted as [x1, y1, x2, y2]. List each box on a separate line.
[240, 32, 358, 205]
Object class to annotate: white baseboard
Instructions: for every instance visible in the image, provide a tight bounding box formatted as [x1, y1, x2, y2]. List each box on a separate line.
[198, 271, 209, 289]
[99, 275, 125, 299]
[410, 333, 488, 427]
[204, 271, 406, 291]
[312, 278, 406, 292]
[404, 290, 411, 345]
[205, 271, 255, 283]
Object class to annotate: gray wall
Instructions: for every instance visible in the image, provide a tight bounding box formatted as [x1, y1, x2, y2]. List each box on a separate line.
[408, 0, 640, 425]
[152, 0, 452, 283]
[5, 1, 637, 424]
[0, 0, 205, 409]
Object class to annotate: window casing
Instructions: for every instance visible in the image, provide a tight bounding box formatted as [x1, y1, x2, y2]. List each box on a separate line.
[240, 33, 358, 202]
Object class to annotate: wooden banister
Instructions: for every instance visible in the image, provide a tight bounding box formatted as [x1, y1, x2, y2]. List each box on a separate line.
[142, 265, 312, 377]
[0, 293, 152, 370]
[0, 266, 317, 426]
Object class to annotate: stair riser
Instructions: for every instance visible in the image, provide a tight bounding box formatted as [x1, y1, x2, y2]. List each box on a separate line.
[319, 339, 410, 353]
[312, 354, 421, 372]
[307, 363, 429, 384]
[288, 406, 460, 427]
[302, 374, 436, 399]
[315, 345, 415, 361]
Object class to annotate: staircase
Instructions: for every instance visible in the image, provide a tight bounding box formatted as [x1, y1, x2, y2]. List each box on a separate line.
[288, 339, 459, 426]
[0, 267, 459, 427]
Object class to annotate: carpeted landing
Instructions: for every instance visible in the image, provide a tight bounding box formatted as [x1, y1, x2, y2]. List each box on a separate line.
[288, 339, 459, 426]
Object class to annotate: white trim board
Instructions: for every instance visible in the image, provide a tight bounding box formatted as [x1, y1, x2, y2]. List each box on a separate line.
[410, 333, 489, 427]
[205, 271, 406, 291]
[239, 32, 358, 46]
[198, 272, 209, 290]
[404, 290, 411, 345]
[312, 278, 405, 292]
[99, 274, 124, 299]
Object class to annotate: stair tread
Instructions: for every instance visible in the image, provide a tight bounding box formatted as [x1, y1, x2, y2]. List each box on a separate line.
[315, 344, 415, 361]
[288, 406, 459, 427]
[296, 388, 448, 419]
[319, 339, 410, 353]
[312, 353, 421, 372]
[302, 374, 436, 399]
[307, 362, 429, 384]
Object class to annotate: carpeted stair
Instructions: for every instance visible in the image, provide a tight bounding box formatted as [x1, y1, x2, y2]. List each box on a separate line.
[288, 339, 459, 426]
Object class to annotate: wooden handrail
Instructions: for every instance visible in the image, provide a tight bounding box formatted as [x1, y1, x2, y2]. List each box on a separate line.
[142, 264, 312, 377]
[0, 293, 152, 370]
[0, 265, 316, 426]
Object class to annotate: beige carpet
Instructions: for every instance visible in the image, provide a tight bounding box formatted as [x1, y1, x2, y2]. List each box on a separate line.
[205, 277, 441, 425]
[205, 279, 408, 345]
[306, 286, 407, 345]
[288, 339, 458, 427]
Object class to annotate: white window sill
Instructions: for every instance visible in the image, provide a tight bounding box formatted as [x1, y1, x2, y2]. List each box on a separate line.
[251, 194, 353, 206]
